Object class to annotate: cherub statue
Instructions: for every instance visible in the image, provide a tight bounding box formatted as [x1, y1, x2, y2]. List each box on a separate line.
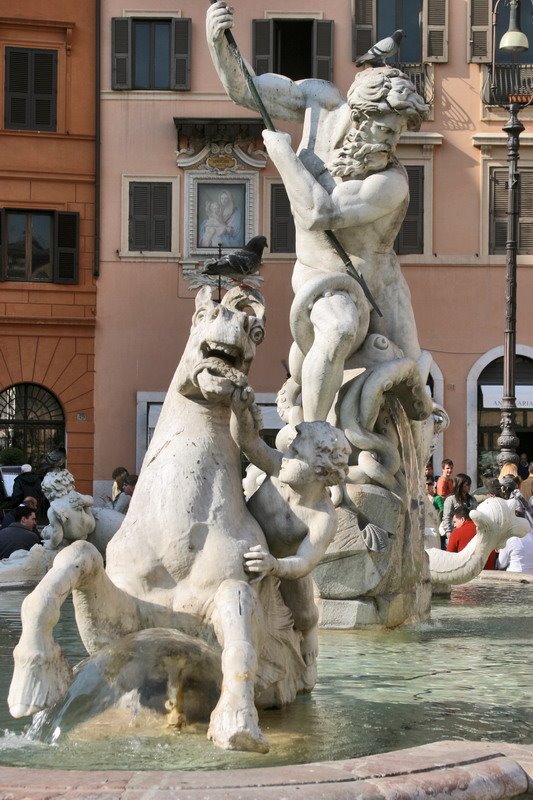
[231, 385, 350, 669]
[41, 469, 96, 550]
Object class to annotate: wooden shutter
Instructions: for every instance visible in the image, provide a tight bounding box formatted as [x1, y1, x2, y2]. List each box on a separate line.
[270, 184, 295, 253]
[395, 166, 424, 255]
[253, 20, 274, 75]
[129, 183, 151, 250]
[489, 169, 508, 254]
[32, 50, 57, 130]
[468, 0, 491, 63]
[0, 209, 5, 281]
[312, 21, 333, 81]
[5, 48, 30, 129]
[112, 18, 132, 89]
[54, 212, 79, 284]
[171, 18, 191, 90]
[423, 0, 448, 62]
[519, 169, 533, 253]
[151, 183, 172, 251]
[352, 0, 375, 61]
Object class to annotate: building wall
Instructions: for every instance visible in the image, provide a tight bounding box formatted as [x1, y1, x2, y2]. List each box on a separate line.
[96, 0, 533, 491]
[0, 2, 96, 493]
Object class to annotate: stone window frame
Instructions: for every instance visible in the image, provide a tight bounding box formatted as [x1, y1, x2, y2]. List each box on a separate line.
[120, 174, 180, 261]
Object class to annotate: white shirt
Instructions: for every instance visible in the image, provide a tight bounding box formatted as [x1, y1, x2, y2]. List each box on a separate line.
[497, 531, 533, 572]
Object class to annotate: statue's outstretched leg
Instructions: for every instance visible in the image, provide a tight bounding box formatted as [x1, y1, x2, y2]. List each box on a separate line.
[207, 578, 268, 753]
[9, 540, 142, 718]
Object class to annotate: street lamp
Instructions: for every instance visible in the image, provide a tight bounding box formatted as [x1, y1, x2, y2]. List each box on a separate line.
[490, 0, 532, 470]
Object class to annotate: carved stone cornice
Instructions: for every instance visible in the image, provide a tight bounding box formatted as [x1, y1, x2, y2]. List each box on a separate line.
[174, 118, 267, 170]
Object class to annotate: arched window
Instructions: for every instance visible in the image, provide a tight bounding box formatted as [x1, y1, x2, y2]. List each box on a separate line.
[0, 383, 65, 467]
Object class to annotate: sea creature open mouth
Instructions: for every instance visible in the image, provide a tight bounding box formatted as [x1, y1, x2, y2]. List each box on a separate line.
[201, 340, 242, 369]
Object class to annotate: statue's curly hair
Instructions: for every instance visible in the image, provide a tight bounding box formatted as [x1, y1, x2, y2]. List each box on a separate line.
[347, 67, 429, 131]
[41, 468, 75, 500]
[294, 421, 351, 486]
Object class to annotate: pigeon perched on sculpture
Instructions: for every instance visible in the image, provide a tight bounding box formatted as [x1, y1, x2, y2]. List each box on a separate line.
[202, 235, 268, 277]
[355, 30, 404, 67]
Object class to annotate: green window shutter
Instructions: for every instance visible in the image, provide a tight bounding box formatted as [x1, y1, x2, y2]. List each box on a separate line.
[32, 50, 57, 130]
[5, 48, 30, 129]
[489, 168, 508, 254]
[54, 212, 79, 284]
[270, 184, 295, 253]
[312, 20, 333, 82]
[129, 182, 172, 251]
[171, 18, 191, 90]
[352, 0, 375, 61]
[518, 169, 533, 254]
[0, 209, 5, 281]
[395, 166, 424, 255]
[112, 18, 132, 89]
[423, 0, 448, 62]
[468, 0, 491, 63]
[129, 183, 151, 250]
[252, 20, 274, 75]
[151, 183, 172, 251]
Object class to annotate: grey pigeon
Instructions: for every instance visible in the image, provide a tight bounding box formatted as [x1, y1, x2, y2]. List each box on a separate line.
[355, 30, 404, 67]
[202, 236, 268, 277]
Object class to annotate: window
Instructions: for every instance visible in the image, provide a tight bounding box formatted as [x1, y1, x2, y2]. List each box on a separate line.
[469, 0, 533, 62]
[0, 210, 78, 283]
[5, 47, 57, 131]
[270, 184, 296, 253]
[112, 18, 191, 90]
[0, 383, 64, 468]
[128, 182, 172, 252]
[395, 165, 424, 255]
[489, 167, 533, 254]
[252, 20, 333, 81]
[353, 0, 448, 64]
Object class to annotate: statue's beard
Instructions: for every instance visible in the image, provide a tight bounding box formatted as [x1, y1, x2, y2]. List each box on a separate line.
[329, 132, 392, 178]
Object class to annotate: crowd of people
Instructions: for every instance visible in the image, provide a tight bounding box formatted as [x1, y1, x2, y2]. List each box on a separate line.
[425, 455, 533, 573]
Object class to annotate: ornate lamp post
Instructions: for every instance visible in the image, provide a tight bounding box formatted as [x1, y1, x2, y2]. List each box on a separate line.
[490, 0, 531, 469]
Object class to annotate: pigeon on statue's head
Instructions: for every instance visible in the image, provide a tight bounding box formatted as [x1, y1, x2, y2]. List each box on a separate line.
[355, 30, 404, 67]
[202, 236, 268, 277]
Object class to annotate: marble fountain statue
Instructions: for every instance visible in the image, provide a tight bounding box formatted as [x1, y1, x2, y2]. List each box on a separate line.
[6, 2, 530, 759]
[0, 469, 123, 589]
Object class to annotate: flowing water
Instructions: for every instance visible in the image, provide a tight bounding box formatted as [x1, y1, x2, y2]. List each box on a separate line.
[0, 580, 531, 771]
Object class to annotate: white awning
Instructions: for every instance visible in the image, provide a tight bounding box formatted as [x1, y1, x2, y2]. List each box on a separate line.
[481, 385, 533, 409]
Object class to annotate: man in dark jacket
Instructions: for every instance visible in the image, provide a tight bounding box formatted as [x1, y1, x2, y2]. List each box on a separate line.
[11, 464, 43, 506]
[0, 505, 40, 559]
[1, 496, 38, 530]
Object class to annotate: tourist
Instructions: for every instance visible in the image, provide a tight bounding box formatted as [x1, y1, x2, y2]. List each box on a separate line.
[518, 462, 533, 501]
[436, 459, 454, 498]
[10, 464, 43, 507]
[0, 497, 38, 531]
[441, 473, 477, 543]
[517, 452, 529, 481]
[496, 529, 533, 572]
[113, 474, 137, 514]
[207, 2, 428, 422]
[446, 505, 496, 569]
[0, 505, 40, 559]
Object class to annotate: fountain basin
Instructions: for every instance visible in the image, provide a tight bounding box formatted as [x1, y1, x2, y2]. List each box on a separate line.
[0, 574, 531, 776]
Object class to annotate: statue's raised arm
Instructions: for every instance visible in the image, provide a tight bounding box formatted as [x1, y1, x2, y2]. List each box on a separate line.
[206, 1, 343, 122]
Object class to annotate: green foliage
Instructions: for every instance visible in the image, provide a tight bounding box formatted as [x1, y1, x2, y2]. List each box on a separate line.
[0, 447, 24, 466]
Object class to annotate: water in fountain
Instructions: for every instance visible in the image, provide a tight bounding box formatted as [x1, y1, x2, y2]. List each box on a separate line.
[0, 581, 531, 771]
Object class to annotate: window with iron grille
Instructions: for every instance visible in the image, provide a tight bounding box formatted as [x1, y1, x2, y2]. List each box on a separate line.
[489, 167, 533, 255]
[0, 210, 78, 283]
[252, 19, 333, 81]
[128, 182, 172, 252]
[5, 47, 57, 131]
[112, 18, 191, 90]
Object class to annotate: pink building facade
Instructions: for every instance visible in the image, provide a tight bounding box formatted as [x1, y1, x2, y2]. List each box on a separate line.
[95, 0, 533, 497]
